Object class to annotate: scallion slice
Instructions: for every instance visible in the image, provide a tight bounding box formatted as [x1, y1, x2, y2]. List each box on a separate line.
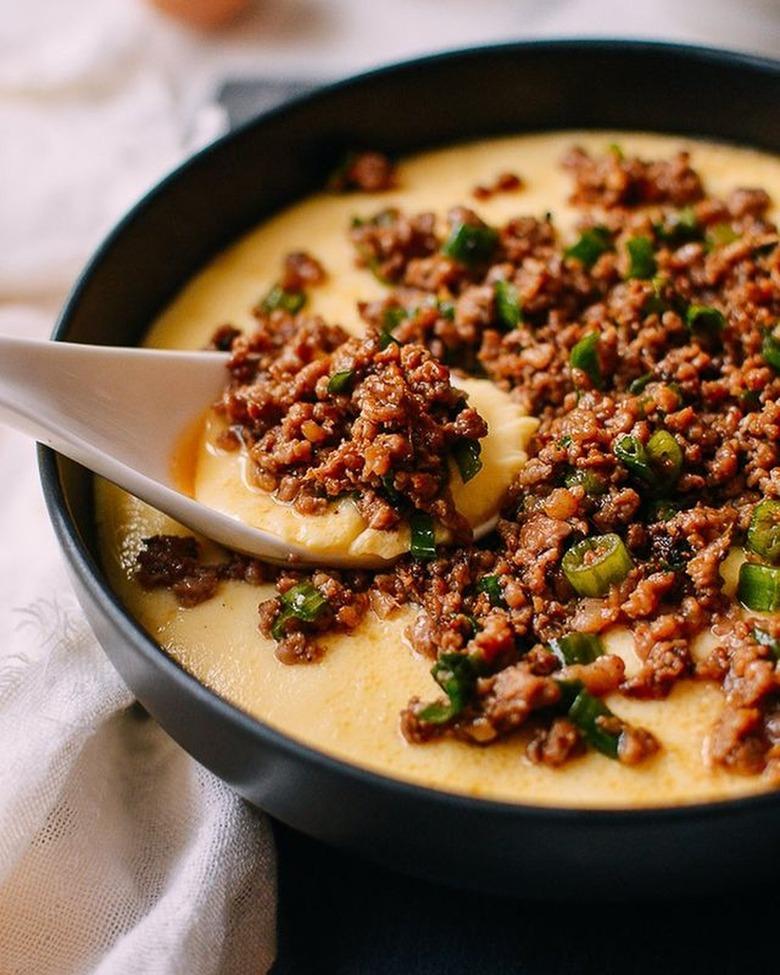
[494, 280, 522, 328]
[562, 534, 634, 597]
[452, 438, 483, 483]
[629, 373, 653, 395]
[549, 633, 605, 666]
[647, 498, 683, 523]
[614, 435, 653, 482]
[625, 236, 657, 279]
[379, 306, 406, 348]
[762, 326, 780, 371]
[441, 222, 499, 266]
[564, 469, 607, 496]
[381, 474, 402, 505]
[271, 582, 329, 640]
[417, 652, 478, 724]
[569, 332, 603, 389]
[476, 575, 505, 607]
[737, 563, 780, 613]
[747, 499, 780, 565]
[686, 304, 725, 338]
[614, 431, 682, 489]
[437, 299, 456, 321]
[706, 223, 739, 248]
[646, 430, 683, 488]
[258, 284, 306, 315]
[410, 510, 437, 560]
[564, 226, 612, 269]
[654, 207, 701, 245]
[327, 369, 354, 394]
[565, 682, 621, 759]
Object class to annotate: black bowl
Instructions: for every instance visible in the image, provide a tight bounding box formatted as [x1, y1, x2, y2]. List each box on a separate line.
[41, 40, 780, 898]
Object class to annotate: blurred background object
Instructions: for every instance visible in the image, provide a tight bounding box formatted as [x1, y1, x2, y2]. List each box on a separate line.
[149, 0, 253, 29]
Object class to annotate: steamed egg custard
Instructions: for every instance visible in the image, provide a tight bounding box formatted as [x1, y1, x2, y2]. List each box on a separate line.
[194, 377, 537, 563]
[96, 131, 780, 808]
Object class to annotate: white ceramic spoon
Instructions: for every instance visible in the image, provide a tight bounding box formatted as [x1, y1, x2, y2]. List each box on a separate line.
[0, 336, 499, 568]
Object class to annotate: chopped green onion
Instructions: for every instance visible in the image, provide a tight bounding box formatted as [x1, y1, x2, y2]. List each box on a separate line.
[476, 575, 505, 607]
[754, 627, 780, 659]
[706, 223, 739, 248]
[327, 369, 354, 394]
[564, 469, 607, 496]
[462, 615, 479, 639]
[565, 683, 621, 759]
[625, 236, 657, 279]
[647, 498, 683, 523]
[747, 499, 780, 565]
[384, 306, 407, 330]
[410, 510, 436, 560]
[614, 435, 653, 482]
[654, 207, 701, 245]
[569, 332, 602, 389]
[549, 633, 605, 666]
[762, 325, 780, 371]
[741, 390, 761, 411]
[442, 222, 499, 266]
[271, 582, 329, 640]
[437, 299, 456, 321]
[494, 280, 522, 328]
[382, 474, 402, 505]
[417, 652, 478, 724]
[258, 284, 306, 315]
[607, 143, 624, 160]
[564, 226, 612, 269]
[629, 373, 654, 395]
[686, 304, 725, 338]
[562, 534, 634, 597]
[452, 438, 483, 483]
[737, 562, 780, 613]
[614, 432, 682, 489]
[379, 305, 406, 348]
[646, 430, 683, 488]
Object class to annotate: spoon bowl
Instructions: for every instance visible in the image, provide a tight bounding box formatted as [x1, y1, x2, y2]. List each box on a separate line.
[0, 336, 497, 567]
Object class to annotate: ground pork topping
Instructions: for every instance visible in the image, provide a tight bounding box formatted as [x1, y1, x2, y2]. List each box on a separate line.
[136, 144, 780, 775]
[215, 317, 488, 537]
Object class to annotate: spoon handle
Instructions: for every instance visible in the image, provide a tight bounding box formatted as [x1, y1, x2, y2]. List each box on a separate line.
[0, 336, 228, 482]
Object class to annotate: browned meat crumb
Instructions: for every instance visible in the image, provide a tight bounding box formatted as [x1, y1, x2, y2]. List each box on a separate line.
[330, 151, 396, 193]
[562, 146, 703, 208]
[137, 144, 780, 775]
[136, 535, 267, 608]
[207, 324, 242, 352]
[480, 663, 562, 733]
[258, 569, 372, 664]
[280, 251, 327, 291]
[527, 718, 583, 766]
[617, 724, 660, 765]
[561, 654, 625, 696]
[215, 318, 487, 537]
[709, 706, 767, 775]
[473, 171, 524, 201]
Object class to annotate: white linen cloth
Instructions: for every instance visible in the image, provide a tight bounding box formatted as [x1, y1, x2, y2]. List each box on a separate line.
[0, 1, 776, 972]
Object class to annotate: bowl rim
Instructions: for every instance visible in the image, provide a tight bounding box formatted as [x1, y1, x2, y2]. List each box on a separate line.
[41, 37, 780, 825]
